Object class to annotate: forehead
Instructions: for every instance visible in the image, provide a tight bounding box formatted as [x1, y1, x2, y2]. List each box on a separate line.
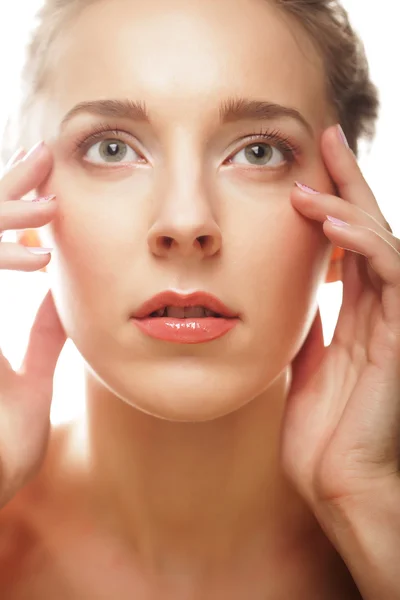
[48, 0, 328, 128]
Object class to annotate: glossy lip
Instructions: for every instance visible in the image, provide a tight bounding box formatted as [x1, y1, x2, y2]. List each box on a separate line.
[131, 290, 239, 319]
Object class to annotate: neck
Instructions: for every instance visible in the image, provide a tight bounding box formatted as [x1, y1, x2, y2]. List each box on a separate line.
[73, 366, 322, 572]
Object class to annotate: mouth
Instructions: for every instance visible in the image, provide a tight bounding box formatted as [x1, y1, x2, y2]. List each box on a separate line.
[148, 306, 224, 318]
[130, 290, 239, 344]
[132, 290, 239, 320]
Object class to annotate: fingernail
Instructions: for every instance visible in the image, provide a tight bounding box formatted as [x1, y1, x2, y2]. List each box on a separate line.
[336, 124, 349, 148]
[327, 215, 349, 227]
[5, 147, 26, 169]
[31, 194, 56, 203]
[26, 247, 53, 255]
[295, 181, 321, 194]
[23, 141, 45, 161]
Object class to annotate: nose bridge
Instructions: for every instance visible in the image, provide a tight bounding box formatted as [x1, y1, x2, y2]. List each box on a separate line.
[161, 129, 211, 217]
[147, 131, 222, 258]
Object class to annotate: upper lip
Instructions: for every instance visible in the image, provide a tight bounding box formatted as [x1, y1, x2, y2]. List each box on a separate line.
[132, 290, 239, 319]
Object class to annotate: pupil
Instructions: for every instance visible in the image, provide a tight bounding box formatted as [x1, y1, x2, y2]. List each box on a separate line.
[244, 143, 272, 165]
[252, 145, 264, 158]
[108, 143, 119, 156]
[100, 139, 128, 162]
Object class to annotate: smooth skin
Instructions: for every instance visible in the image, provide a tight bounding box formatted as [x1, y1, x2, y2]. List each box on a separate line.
[0, 0, 397, 598]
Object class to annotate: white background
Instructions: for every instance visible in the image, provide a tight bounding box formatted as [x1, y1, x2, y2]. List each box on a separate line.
[0, 1, 397, 424]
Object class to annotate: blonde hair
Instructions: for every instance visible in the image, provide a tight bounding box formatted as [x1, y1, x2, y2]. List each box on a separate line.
[1, 0, 379, 164]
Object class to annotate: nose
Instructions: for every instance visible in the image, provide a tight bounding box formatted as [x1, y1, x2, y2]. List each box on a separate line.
[147, 179, 222, 259]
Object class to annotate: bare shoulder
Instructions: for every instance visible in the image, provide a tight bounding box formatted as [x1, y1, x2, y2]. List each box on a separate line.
[0, 504, 53, 598]
[0, 422, 145, 599]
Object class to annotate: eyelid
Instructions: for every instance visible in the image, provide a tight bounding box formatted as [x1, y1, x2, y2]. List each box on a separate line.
[228, 143, 283, 168]
[72, 126, 151, 169]
[72, 123, 302, 168]
[72, 124, 142, 155]
[225, 130, 300, 170]
[234, 130, 299, 156]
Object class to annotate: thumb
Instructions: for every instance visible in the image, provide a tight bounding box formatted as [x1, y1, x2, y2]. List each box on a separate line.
[289, 307, 326, 397]
[19, 290, 67, 389]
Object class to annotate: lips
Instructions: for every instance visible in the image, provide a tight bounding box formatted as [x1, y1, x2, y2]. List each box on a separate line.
[130, 290, 240, 343]
[132, 290, 238, 320]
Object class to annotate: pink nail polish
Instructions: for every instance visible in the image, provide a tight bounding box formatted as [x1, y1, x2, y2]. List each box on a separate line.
[336, 125, 349, 148]
[26, 247, 53, 255]
[327, 215, 349, 227]
[6, 147, 26, 169]
[23, 141, 45, 162]
[295, 181, 320, 194]
[32, 195, 56, 203]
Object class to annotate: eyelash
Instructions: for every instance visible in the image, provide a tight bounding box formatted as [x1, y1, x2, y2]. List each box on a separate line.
[234, 127, 301, 164]
[72, 122, 301, 165]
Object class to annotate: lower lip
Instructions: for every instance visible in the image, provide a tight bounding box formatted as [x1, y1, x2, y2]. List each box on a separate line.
[131, 316, 239, 343]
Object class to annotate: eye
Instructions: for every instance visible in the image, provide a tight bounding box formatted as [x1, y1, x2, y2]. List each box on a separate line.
[230, 142, 285, 168]
[83, 138, 143, 165]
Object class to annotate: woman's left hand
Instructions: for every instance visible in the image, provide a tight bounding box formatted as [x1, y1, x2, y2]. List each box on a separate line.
[281, 124, 400, 600]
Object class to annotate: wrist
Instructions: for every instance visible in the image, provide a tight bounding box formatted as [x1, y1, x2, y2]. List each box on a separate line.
[316, 478, 400, 600]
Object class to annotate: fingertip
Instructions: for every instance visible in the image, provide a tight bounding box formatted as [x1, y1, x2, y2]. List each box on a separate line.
[7, 147, 26, 166]
[321, 125, 340, 150]
[21, 290, 67, 381]
[322, 124, 355, 158]
[2, 145, 55, 200]
[294, 181, 321, 195]
[3, 148, 27, 175]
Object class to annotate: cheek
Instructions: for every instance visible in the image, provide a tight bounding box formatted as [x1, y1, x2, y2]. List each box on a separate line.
[41, 187, 146, 334]
[236, 207, 330, 352]
[43, 170, 149, 271]
[228, 185, 329, 293]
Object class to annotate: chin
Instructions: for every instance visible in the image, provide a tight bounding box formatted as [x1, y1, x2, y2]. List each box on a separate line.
[91, 359, 272, 422]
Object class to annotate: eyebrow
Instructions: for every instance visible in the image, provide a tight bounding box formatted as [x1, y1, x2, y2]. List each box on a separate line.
[60, 96, 313, 137]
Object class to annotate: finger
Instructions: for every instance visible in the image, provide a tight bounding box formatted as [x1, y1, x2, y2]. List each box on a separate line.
[0, 343, 17, 389]
[289, 308, 325, 398]
[333, 251, 370, 351]
[0, 198, 57, 232]
[19, 290, 67, 391]
[320, 125, 391, 232]
[0, 242, 53, 271]
[324, 217, 400, 332]
[1, 142, 53, 202]
[291, 183, 398, 250]
[3, 147, 26, 174]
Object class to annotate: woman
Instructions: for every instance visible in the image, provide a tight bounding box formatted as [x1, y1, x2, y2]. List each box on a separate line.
[0, 0, 398, 597]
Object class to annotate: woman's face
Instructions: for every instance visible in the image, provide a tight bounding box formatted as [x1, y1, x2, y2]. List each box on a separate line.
[36, 0, 336, 420]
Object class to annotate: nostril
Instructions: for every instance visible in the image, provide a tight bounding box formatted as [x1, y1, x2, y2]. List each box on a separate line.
[150, 232, 220, 257]
[159, 235, 209, 250]
[197, 235, 209, 248]
[196, 235, 220, 256]
[161, 236, 173, 249]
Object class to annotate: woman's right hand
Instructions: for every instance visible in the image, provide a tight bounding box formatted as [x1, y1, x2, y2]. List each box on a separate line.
[0, 142, 66, 509]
